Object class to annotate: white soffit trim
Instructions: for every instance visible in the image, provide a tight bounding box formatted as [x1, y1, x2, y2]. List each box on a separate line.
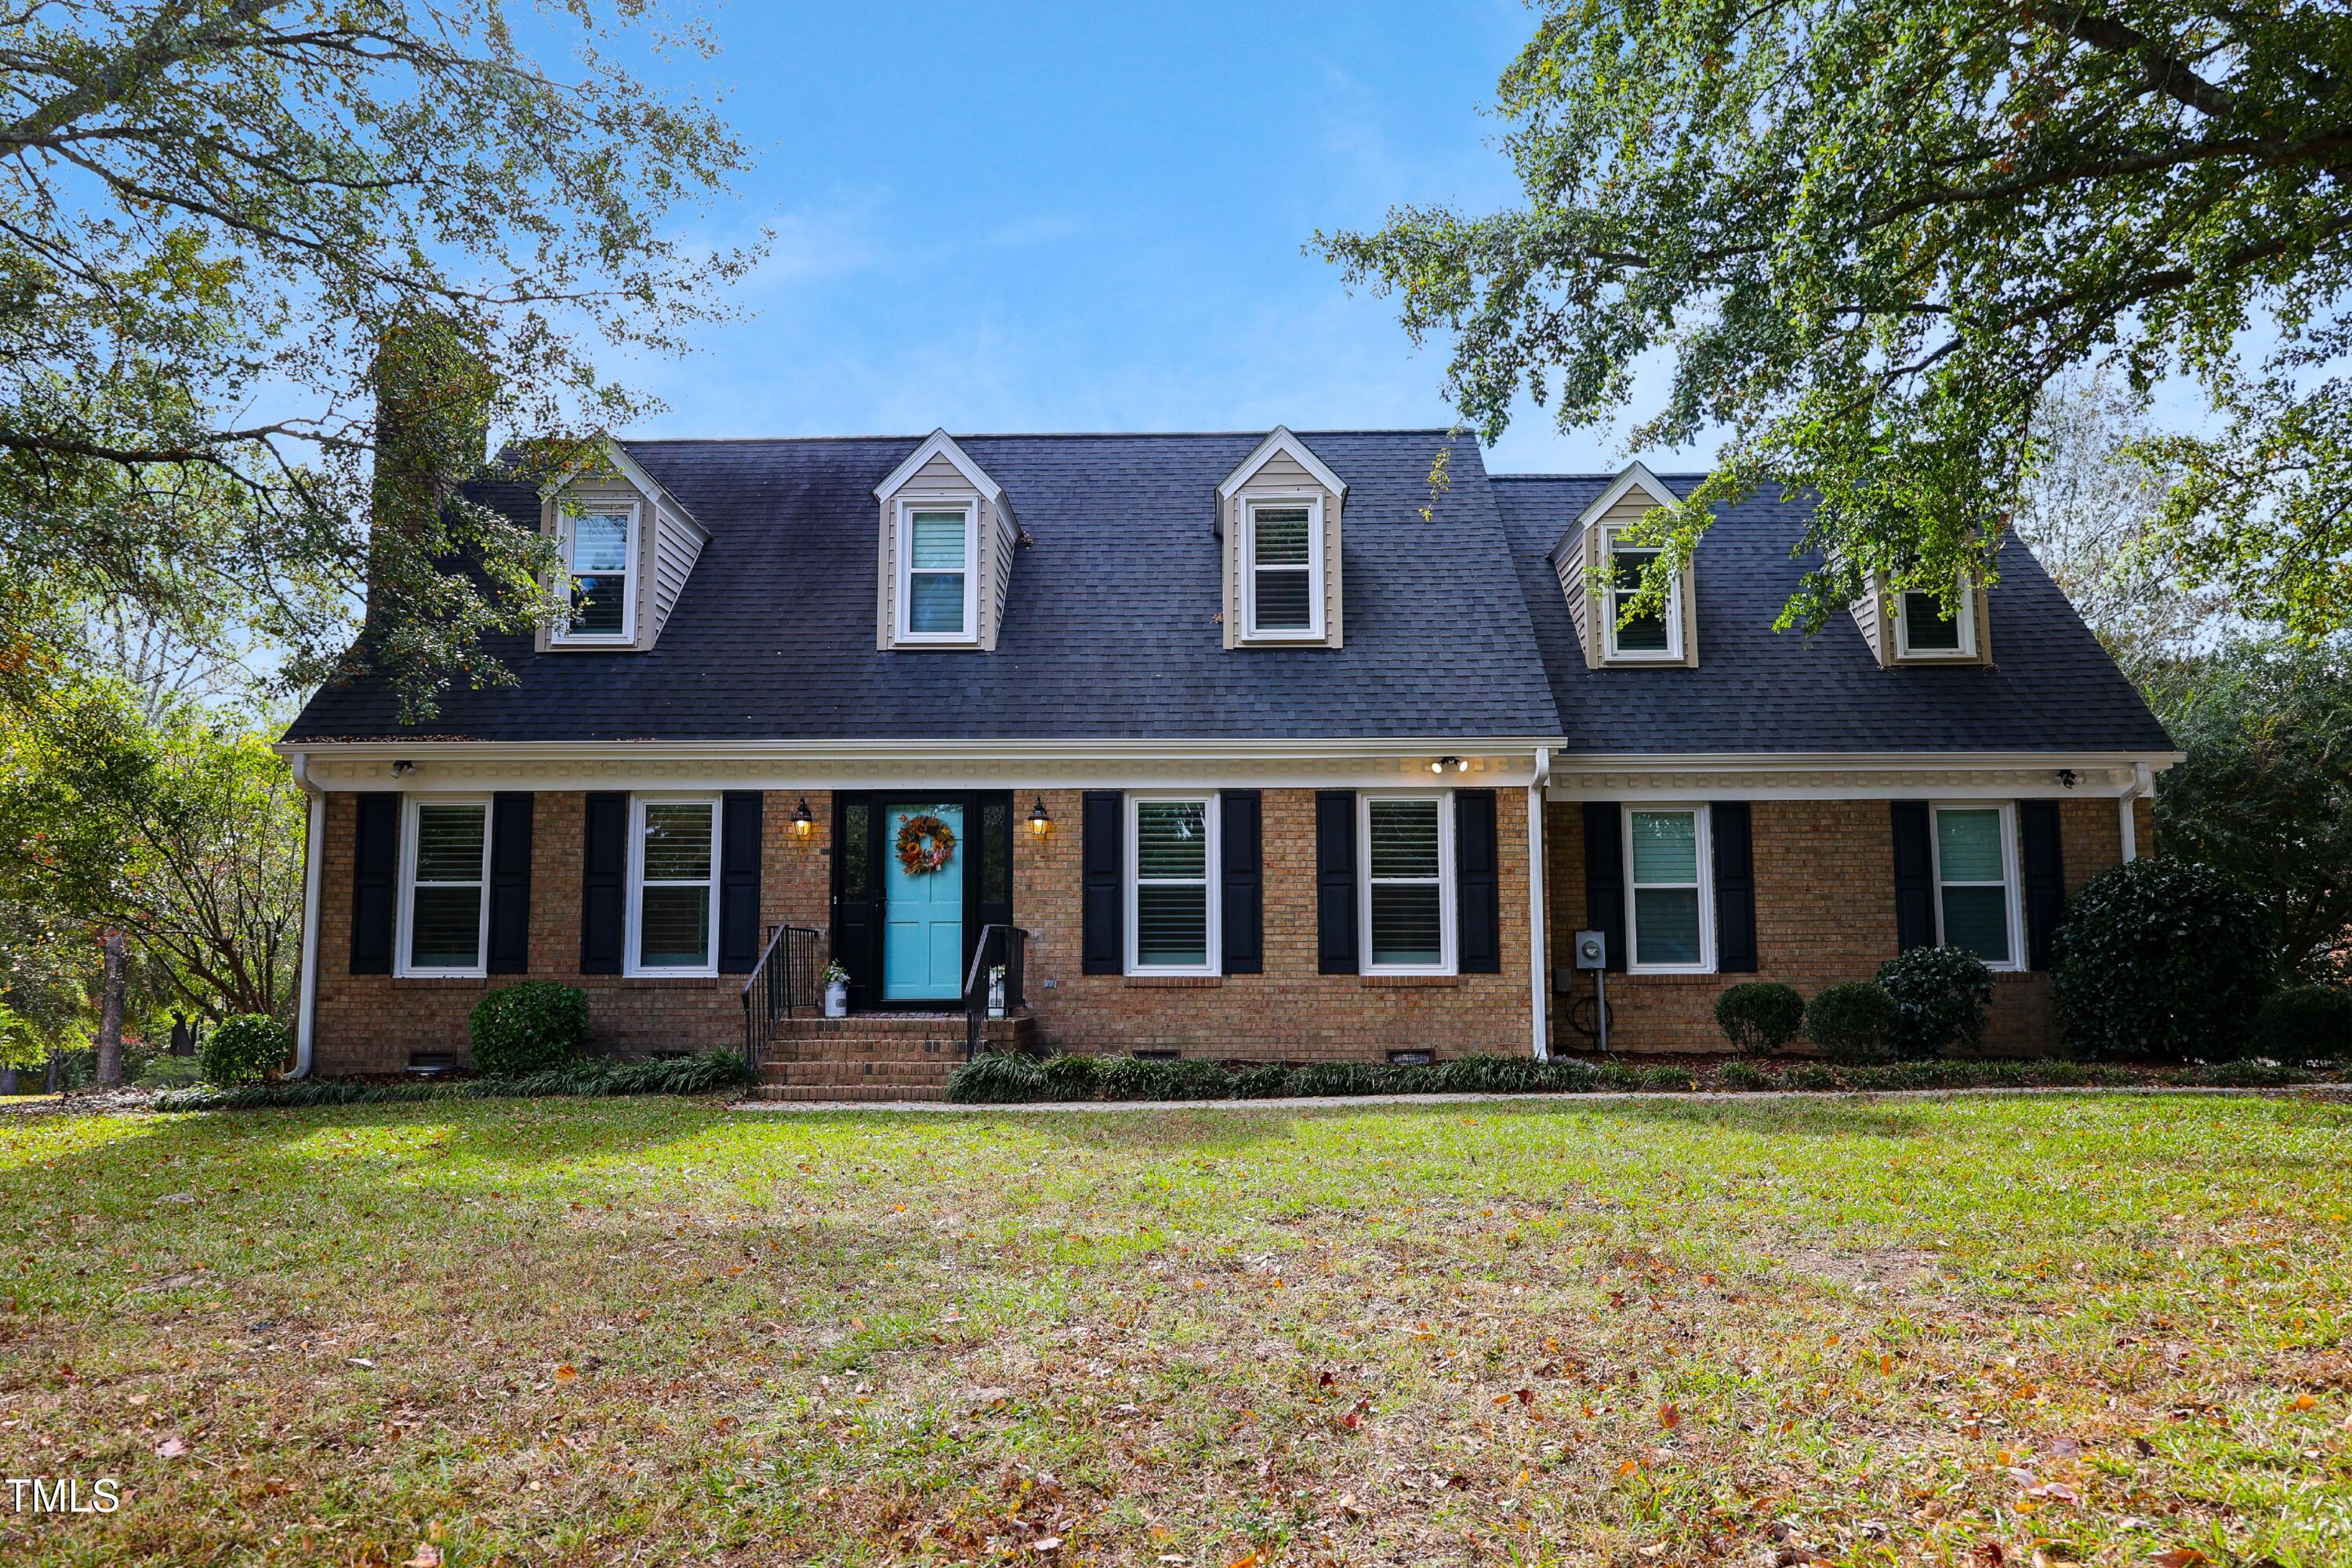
[1549, 460, 1677, 564]
[1217, 426, 1349, 502]
[873, 428, 1004, 504]
[542, 438, 710, 543]
[1547, 749, 2184, 801]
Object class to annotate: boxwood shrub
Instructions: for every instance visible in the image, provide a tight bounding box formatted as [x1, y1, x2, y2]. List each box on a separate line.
[1805, 981, 1902, 1063]
[468, 982, 591, 1077]
[1875, 945, 1994, 1059]
[2253, 984, 2352, 1059]
[1714, 982, 1806, 1055]
[198, 1014, 289, 1086]
[2050, 858, 2275, 1061]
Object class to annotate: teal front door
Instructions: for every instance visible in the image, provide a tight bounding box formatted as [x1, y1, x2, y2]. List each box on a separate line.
[883, 802, 965, 1001]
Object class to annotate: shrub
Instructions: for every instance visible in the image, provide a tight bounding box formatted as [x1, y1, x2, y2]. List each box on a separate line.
[1285, 1062, 1383, 1098]
[2184, 1057, 2303, 1088]
[2253, 985, 2352, 1059]
[1715, 982, 1806, 1055]
[1230, 1065, 1290, 1099]
[944, 1053, 1047, 1104]
[1805, 982, 1901, 1063]
[1715, 1058, 1773, 1091]
[1875, 946, 1995, 1059]
[1632, 1065, 1694, 1091]
[1040, 1054, 1104, 1101]
[136, 1054, 204, 1089]
[1094, 1055, 1233, 1102]
[467, 982, 591, 1077]
[2051, 858, 2276, 1061]
[154, 1050, 753, 1111]
[1782, 1062, 1839, 1090]
[199, 1014, 289, 1086]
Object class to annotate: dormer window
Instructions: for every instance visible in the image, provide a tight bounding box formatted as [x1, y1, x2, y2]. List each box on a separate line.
[1243, 499, 1323, 639]
[557, 505, 637, 643]
[1603, 527, 1682, 661]
[1894, 582, 1976, 659]
[898, 503, 978, 640]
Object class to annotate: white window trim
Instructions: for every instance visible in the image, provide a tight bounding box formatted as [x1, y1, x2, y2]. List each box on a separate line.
[1622, 804, 1715, 975]
[1359, 790, 1457, 976]
[1124, 792, 1221, 977]
[395, 794, 491, 978]
[1930, 800, 2024, 972]
[1241, 495, 1326, 641]
[551, 502, 641, 645]
[895, 499, 980, 644]
[1601, 524, 1684, 662]
[625, 793, 721, 978]
[1894, 577, 1979, 660]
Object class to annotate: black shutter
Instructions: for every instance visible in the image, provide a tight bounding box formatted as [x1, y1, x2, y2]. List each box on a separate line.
[830, 793, 879, 1010]
[718, 790, 762, 974]
[1081, 791, 1123, 975]
[1890, 800, 1937, 952]
[1221, 790, 1263, 975]
[1711, 800, 1758, 973]
[486, 793, 533, 974]
[580, 791, 627, 975]
[1316, 790, 1359, 974]
[1455, 789, 1501, 974]
[349, 793, 398, 975]
[1581, 803, 1627, 973]
[2020, 800, 2065, 971]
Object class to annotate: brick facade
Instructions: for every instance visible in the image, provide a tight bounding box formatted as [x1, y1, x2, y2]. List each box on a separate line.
[310, 784, 1535, 1074]
[1541, 794, 2148, 1056]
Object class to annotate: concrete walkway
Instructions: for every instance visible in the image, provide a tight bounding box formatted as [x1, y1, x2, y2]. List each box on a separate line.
[728, 1081, 2350, 1114]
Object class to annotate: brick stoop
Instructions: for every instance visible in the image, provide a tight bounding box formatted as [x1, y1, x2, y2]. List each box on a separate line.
[750, 1012, 1036, 1102]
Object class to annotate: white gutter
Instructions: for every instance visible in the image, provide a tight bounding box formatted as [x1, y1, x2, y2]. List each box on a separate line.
[273, 735, 1568, 765]
[1527, 746, 1551, 1061]
[2119, 759, 2154, 862]
[289, 751, 323, 1080]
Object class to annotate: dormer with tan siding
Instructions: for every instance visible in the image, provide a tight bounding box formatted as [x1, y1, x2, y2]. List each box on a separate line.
[1216, 428, 1347, 649]
[1852, 572, 1994, 667]
[1549, 463, 1698, 669]
[873, 430, 1014, 652]
[537, 441, 709, 653]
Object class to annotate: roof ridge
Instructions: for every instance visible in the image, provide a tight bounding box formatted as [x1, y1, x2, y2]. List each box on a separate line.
[618, 427, 1468, 445]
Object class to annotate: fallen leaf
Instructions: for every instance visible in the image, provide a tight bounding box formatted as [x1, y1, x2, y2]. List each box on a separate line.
[1659, 1403, 1681, 1429]
[553, 1364, 579, 1385]
[405, 1548, 443, 1568]
[2148, 1551, 2206, 1568]
[2290, 1392, 2318, 1411]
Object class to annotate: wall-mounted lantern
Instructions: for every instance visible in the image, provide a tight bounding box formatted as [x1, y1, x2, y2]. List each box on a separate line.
[792, 798, 815, 839]
[1029, 797, 1053, 837]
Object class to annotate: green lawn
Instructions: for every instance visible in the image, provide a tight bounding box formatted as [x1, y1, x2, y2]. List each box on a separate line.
[1, 1094, 2347, 1566]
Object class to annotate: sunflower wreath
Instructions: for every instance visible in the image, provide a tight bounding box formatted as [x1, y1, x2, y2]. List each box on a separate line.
[895, 812, 957, 877]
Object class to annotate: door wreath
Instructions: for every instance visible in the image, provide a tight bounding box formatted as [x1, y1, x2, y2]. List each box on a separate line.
[895, 813, 957, 876]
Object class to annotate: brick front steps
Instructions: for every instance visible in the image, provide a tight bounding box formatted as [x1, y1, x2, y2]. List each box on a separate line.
[750, 1012, 1036, 1102]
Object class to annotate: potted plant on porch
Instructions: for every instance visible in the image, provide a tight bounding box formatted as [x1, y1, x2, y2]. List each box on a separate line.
[821, 960, 850, 1018]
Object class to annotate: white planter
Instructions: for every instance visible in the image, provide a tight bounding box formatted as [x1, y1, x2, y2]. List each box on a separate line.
[824, 981, 848, 1018]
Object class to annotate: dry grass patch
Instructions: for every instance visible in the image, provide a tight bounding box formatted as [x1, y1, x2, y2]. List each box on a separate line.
[0, 1093, 2347, 1566]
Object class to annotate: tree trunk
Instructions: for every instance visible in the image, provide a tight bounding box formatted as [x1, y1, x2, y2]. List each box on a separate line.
[95, 927, 129, 1086]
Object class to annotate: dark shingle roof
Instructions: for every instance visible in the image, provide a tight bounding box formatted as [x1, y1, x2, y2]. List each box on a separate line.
[285, 430, 1566, 743]
[1490, 474, 2174, 753]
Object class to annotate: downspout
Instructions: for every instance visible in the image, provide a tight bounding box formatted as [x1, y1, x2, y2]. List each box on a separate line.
[289, 751, 323, 1079]
[2118, 760, 2152, 863]
[1528, 746, 1551, 1060]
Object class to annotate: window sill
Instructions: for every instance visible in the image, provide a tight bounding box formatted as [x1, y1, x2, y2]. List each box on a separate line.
[1361, 974, 1459, 988]
[616, 974, 722, 988]
[1124, 975, 1222, 988]
[384, 975, 492, 988]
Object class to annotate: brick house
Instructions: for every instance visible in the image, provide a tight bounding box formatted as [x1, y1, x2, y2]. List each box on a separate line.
[280, 428, 2176, 1094]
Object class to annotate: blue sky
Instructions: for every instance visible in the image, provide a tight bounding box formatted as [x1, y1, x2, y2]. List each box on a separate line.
[614, 1, 1680, 475]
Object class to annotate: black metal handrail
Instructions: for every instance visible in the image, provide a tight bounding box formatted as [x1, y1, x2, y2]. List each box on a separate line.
[963, 924, 1029, 1059]
[742, 924, 822, 1071]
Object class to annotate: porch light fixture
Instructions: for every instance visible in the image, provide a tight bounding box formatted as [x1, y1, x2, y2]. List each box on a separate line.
[1029, 797, 1053, 837]
[791, 798, 815, 839]
[1429, 756, 1466, 775]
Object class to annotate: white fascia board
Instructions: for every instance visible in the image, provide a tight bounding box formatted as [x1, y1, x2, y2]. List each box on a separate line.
[1548, 460, 1678, 566]
[1546, 748, 2186, 801]
[1216, 426, 1348, 503]
[873, 428, 1004, 504]
[540, 438, 710, 543]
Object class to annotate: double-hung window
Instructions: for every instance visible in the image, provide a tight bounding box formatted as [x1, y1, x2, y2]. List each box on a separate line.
[629, 796, 719, 975]
[1895, 579, 1977, 659]
[558, 506, 636, 642]
[1127, 794, 1218, 975]
[1932, 804, 2020, 968]
[898, 503, 976, 640]
[1243, 499, 1323, 639]
[1602, 527, 1682, 661]
[1362, 793, 1454, 974]
[399, 797, 490, 977]
[1624, 805, 1713, 972]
